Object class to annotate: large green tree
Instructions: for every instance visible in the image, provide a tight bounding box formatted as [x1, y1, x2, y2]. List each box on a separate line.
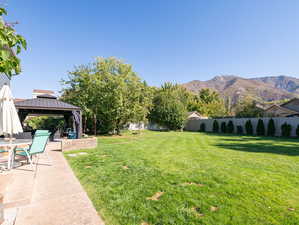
[0, 7, 26, 77]
[148, 83, 188, 130]
[61, 57, 153, 135]
[188, 88, 227, 117]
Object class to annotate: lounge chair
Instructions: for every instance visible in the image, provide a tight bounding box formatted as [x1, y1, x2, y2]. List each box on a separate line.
[15, 130, 51, 170]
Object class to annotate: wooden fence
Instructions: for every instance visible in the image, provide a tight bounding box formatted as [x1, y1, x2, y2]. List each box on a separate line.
[184, 117, 299, 137]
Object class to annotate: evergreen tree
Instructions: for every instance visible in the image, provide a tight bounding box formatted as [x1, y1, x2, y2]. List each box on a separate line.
[212, 120, 219, 132]
[267, 118, 275, 136]
[245, 120, 253, 135]
[256, 119, 265, 136]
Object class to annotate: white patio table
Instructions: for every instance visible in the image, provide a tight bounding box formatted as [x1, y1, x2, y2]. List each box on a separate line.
[0, 139, 32, 170]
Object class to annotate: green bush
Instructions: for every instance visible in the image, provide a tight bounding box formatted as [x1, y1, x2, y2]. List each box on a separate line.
[200, 123, 206, 132]
[237, 125, 243, 134]
[245, 120, 253, 135]
[267, 118, 275, 136]
[220, 121, 226, 133]
[212, 120, 219, 133]
[281, 122, 292, 137]
[227, 120, 234, 133]
[256, 119, 265, 136]
[296, 125, 299, 137]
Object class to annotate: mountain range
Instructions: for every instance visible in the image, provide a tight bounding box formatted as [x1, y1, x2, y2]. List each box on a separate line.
[182, 75, 299, 104]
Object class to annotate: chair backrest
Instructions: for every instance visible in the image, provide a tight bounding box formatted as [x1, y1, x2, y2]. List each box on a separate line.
[35, 130, 51, 135]
[29, 132, 50, 154]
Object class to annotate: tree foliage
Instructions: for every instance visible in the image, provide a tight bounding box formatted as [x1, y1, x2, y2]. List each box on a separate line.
[267, 118, 275, 136]
[235, 98, 263, 118]
[148, 83, 187, 130]
[188, 88, 227, 118]
[0, 7, 27, 77]
[61, 57, 153, 134]
[256, 119, 265, 136]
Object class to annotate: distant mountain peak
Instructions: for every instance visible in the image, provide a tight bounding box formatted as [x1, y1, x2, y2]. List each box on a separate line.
[182, 75, 299, 104]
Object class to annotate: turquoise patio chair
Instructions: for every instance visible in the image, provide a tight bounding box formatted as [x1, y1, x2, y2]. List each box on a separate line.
[15, 131, 51, 170]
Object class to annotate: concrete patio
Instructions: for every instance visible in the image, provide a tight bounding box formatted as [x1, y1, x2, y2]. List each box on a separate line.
[0, 142, 104, 225]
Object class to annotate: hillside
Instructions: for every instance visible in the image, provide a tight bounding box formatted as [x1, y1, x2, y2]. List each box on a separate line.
[182, 75, 298, 104]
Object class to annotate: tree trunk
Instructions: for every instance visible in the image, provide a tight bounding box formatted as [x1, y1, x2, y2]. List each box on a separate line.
[93, 114, 97, 136]
[83, 116, 87, 133]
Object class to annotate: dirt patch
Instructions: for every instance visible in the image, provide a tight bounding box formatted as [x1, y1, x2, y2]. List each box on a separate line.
[122, 166, 129, 170]
[146, 192, 164, 201]
[288, 207, 295, 211]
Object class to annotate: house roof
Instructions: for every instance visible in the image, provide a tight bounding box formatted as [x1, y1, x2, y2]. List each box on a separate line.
[15, 95, 80, 111]
[264, 104, 299, 115]
[33, 89, 55, 94]
[187, 111, 201, 116]
[280, 98, 299, 108]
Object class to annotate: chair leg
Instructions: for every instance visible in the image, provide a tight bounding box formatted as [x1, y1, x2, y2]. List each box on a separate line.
[24, 150, 34, 171]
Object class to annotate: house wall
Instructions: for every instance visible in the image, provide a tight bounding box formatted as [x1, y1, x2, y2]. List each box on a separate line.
[184, 117, 299, 137]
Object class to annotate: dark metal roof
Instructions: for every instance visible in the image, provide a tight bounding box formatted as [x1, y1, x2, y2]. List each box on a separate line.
[15, 97, 80, 111]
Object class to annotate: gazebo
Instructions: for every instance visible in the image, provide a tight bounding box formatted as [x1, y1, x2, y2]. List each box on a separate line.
[15, 95, 82, 138]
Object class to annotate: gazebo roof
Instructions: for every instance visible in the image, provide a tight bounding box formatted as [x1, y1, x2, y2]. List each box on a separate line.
[15, 95, 80, 111]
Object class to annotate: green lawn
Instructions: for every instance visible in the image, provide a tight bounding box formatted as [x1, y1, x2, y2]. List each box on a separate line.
[65, 131, 299, 225]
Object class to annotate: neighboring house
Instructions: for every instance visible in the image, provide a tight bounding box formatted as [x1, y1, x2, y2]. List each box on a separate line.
[32, 89, 55, 98]
[187, 111, 208, 120]
[264, 98, 299, 117]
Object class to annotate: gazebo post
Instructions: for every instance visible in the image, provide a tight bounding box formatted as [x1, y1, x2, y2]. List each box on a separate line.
[77, 110, 82, 139]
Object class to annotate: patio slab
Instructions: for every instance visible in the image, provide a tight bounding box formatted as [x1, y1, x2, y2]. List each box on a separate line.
[0, 142, 104, 225]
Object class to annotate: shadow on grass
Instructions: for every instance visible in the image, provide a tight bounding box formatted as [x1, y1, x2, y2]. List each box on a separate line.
[206, 133, 299, 156]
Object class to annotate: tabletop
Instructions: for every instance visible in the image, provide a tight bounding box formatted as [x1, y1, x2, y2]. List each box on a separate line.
[0, 139, 32, 147]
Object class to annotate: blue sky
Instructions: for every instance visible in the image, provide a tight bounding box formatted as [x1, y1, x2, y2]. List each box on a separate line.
[4, 0, 299, 98]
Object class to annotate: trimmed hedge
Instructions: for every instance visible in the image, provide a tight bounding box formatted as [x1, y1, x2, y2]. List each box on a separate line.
[200, 123, 206, 132]
[221, 122, 226, 133]
[245, 120, 253, 135]
[267, 118, 275, 136]
[296, 125, 299, 137]
[281, 123, 291, 137]
[213, 120, 219, 133]
[227, 120, 234, 133]
[237, 125, 243, 134]
[256, 119, 265, 136]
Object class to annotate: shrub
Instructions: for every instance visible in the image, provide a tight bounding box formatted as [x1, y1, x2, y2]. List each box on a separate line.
[267, 118, 275, 136]
[220, 121, 226, 133]
[256, 119, 265, 136]
[245, 120, 253, 135]
[227, 120, 234, 133]
[296, 125, 299, 137]
[212, 120, 219, 133]
[281, 122, 292, 137]
[199, 123, 206, 132]
[237, 126, 243, 135]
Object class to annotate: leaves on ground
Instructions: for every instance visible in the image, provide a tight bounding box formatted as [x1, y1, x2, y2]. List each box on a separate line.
[122, 165, 129, 170]
[210, 206, 219, 212]
[191, 207, 204, 217]
[146, 192, 164, 201]
[181, 182, 204, 187]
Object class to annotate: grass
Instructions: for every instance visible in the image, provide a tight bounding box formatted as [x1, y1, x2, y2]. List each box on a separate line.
[65, 131, 299, 225]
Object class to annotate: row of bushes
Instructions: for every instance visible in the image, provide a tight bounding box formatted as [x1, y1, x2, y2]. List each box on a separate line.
[199, 119, 299, 137]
